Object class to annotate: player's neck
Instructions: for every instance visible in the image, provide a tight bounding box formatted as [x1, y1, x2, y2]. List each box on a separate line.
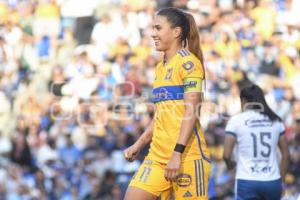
[164, 43, 183, 63]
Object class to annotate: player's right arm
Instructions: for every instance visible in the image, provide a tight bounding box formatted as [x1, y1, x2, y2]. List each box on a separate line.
[223, 117, 238, 170]
[124, 118, 155, 162]
[223, 134, 237, 170]
[278, 134, 289, 179]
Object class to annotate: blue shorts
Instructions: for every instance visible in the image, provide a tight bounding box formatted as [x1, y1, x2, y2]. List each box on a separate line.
[236, 179, 282, 200]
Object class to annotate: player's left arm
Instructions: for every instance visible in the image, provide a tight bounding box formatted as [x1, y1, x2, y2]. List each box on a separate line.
[278, 133, 289, 179]
[176, 91, 202, 148]
[165, 58, 204, 181]
[176, 58, 205, 147]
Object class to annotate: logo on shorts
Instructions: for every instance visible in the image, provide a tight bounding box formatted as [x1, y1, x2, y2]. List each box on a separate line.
[177, 173, 192, 187]
[143, 160, 153, 165]
[183, 190, 193, 198]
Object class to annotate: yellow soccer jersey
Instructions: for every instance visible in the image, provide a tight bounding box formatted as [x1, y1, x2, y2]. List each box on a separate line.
[148, 49, 211, 164]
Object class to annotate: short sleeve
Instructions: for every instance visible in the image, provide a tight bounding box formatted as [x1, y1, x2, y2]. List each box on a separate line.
[225, 117, 238, 137]
[179, 57, 204, 80]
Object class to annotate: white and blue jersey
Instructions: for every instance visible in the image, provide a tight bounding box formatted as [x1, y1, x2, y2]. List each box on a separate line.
[225, 110, 285, 181]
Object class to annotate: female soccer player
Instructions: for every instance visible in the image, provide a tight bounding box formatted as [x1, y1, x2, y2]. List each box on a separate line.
[223, 84, 289, 200]
[123, 7, 211, 200]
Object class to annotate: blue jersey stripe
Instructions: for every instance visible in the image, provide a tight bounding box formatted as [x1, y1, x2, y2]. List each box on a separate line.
[152, 85, 184, 103]
[194, 127, 211, 163]
[182, 49, 190, 56]
[178, 51, 185, 57]
[178, 49, 189, 57]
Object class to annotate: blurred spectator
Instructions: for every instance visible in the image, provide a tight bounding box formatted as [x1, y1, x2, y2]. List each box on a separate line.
[10, 133, 33, 169]
[33, 0, 60, 58]
[58, 133, 81, 168]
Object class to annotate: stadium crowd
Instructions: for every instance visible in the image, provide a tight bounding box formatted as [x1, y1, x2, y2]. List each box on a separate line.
[0, 0, 299, 199]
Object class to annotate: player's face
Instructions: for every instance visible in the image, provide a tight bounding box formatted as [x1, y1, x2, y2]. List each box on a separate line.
[151, 15, 176, 51]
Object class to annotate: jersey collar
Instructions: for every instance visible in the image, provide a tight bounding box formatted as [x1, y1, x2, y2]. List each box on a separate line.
[163, 48, 188, 66]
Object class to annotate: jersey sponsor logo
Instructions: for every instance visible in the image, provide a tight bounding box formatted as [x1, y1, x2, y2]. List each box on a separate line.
[245, 119, 273, 127]
[251, 165, 272, 174]
[164, 68, 173, 80]
[182, 61, 194, 71]
[152, 86, 184, 103]
[250, 160, 272, 174]
[183, 190, 193, 198]
[176, 173, 192, 187]
[155, 88, 170, 100]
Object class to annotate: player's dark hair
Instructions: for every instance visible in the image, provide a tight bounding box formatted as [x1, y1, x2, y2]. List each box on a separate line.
[157, 7, 205, 78]
[240, 84, 282, 122]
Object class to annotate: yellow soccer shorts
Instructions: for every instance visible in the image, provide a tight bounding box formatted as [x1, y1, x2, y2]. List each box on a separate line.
[129, 158, 211, 200]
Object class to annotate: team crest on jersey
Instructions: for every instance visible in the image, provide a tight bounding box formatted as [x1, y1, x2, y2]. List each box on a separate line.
[164, 68, 173, 80]
[176, 173, 192, 187]
[182, 61, 194, 71]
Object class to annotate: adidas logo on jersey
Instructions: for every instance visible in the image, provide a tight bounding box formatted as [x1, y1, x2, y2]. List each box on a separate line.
[183, 191, 192, 198]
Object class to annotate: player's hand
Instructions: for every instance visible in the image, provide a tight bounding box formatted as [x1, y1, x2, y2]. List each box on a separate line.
[124, 143, 140, 162]
[165, 152, 182, 182]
